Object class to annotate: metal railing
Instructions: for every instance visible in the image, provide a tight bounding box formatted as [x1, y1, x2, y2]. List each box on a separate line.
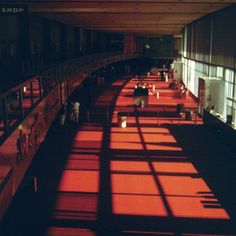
[0, 52, 140, 143]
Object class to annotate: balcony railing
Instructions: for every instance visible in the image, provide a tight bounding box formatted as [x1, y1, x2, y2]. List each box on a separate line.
[0, 52, 140, 144]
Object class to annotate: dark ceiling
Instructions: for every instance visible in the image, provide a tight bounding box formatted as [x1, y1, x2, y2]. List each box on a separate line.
[10, 0, 236, 36]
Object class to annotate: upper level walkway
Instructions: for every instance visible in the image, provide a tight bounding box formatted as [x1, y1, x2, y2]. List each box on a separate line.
[1, 72, 236, 236]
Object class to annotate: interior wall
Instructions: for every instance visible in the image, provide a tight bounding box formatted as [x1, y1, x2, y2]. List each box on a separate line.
[29, 15, 44, 56]
[124, 35, 135, 54]
[185, 5, 236, 69]
[0, 15, 19, 58]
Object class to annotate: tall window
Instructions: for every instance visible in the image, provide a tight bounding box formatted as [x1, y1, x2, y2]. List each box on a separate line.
[209, 65, 217, 78]
[217, 66, 223, 79]
[225, 69, 234, 99]
[225, 69, 235, 123]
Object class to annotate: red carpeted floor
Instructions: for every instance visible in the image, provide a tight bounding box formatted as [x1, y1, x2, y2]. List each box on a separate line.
[1, 74, 236, 236]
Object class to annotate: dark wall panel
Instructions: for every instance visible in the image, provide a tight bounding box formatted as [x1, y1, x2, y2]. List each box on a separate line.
[185, 5, 236, 69]
[211, 6, 236, 68]
[195, 17, 211, 63]
[29, 15, 44, 57]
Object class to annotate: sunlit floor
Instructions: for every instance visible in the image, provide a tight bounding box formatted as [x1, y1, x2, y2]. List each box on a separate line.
[1, 74, 236, 236]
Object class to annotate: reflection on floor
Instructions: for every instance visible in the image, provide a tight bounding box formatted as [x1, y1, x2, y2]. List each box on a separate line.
[1, 74, 236, 236]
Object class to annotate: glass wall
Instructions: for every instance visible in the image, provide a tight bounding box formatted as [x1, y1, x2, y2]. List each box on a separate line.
[225, 69, 235, 121]
[182, 57, 236, 126]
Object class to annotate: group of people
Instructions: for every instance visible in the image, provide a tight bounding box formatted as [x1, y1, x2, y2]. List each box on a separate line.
[160, 71, 169, 82]
[169, 79, 189, 98]
[148, 68, 172, 82]
[60, 100, 80, 125]
[134, 81, 159, 99]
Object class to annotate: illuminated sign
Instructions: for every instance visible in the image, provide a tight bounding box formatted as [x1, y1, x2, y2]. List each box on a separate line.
[0, 5, 28, 15]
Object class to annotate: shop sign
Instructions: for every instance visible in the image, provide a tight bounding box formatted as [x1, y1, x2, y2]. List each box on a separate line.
[0, 5, 28, 15]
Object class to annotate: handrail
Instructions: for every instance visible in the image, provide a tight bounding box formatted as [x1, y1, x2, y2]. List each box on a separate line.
[0, 52, 141, 143]
[1, 51, 123, 97]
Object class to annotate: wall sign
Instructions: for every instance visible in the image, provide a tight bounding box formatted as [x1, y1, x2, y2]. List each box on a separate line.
[0, 5, 28, 15]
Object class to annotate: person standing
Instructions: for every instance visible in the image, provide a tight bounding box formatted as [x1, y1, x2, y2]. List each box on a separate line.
[73, 101, 80, 124]
[59, 102, 67, 126]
